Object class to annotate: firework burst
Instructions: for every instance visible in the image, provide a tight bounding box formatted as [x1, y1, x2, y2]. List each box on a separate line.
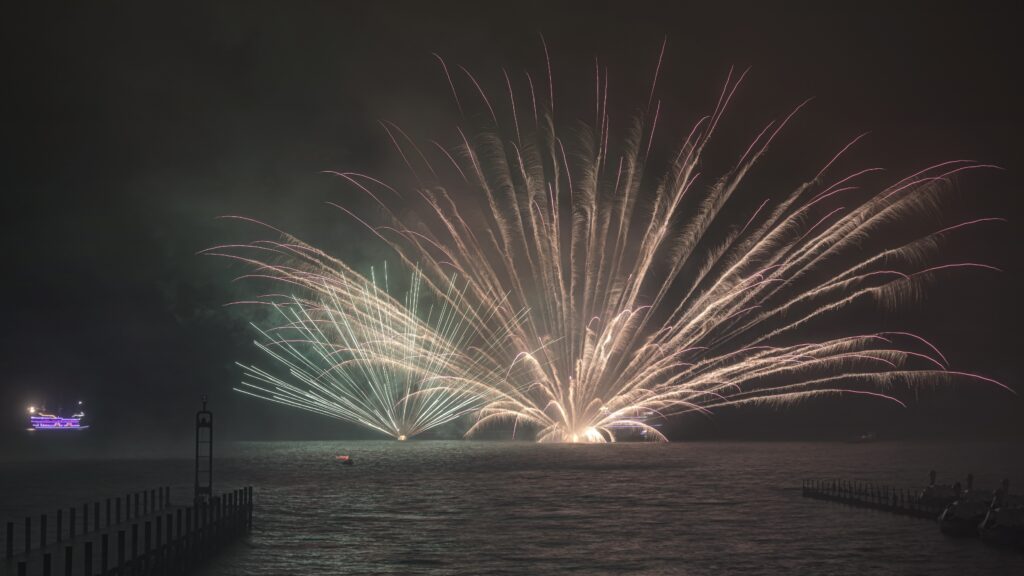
[215, 43, 1010, 442]
[222, 253, 512, 440]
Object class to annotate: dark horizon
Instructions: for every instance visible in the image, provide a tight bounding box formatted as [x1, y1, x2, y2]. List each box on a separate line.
[3, 1, 1022, 457]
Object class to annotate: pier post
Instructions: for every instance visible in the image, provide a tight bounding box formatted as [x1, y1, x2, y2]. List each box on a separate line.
[131, 523, 138, 571]
[64, 545, 72, 576]
[203, 503, 210, 558]
[213, 497, 220, 545]
[117, 530, 125, 576]
[84, 541, 93, 576]
[94, 502, 100, 531]
[185, 508, 193, 568]
[198, 504, 205, 560]
[58, 509, 64, 543]
[106, 498, 112, 528]
[17, 561, 26, 576]
[101, 533, 109, 574]
[69, 507, 76, 539]
[134, 493, 140, 518]
[155, 516, 162, 570]
[43, 552, 52, 576]
[83, 503, 89, 535]
[125, 494, 130, 520]
[116, 497, 121, 524]
[144, 521, 152, 574]
[40, 514, 47, 548]
[6, 521, 13, 559]
[24, 516, 31, 554]
[195, 505, 203, 564]
[165, 512, 173, 572]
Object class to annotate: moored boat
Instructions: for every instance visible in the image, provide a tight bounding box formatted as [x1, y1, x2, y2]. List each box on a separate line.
[979, 504, 1024, 548]
[939, 489, 995, 537]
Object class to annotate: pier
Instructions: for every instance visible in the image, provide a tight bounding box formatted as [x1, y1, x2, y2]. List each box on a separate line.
[2, 486, 252, 576]
[801, 478, 946, 519]
[4, 399, 254, 575]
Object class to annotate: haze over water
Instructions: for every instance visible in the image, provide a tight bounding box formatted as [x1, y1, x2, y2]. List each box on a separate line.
[2, 441, 1022, 575]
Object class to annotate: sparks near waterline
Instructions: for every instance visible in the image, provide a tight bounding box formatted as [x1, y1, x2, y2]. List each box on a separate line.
[213, 41, 1011, 443]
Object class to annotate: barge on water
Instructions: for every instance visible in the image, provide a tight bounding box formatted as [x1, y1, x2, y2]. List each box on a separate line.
[26, 402, 89, 431]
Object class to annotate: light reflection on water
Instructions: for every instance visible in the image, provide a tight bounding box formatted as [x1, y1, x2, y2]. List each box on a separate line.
[2, 441, 1022, 575]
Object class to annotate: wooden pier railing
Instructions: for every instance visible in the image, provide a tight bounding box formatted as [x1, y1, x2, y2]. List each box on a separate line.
[801, 478, 946, 519]
[2, 486, 252, 576]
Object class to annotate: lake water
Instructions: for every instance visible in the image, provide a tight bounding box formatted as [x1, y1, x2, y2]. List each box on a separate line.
[2, 441, 1022, 575]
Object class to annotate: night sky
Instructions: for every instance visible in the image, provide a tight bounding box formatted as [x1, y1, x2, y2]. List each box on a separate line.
[3, 1, 1021, 456]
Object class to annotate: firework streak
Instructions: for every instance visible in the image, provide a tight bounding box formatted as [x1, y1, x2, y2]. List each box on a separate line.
[211, 48, 1010, 442]
[228, 260, 517, 440]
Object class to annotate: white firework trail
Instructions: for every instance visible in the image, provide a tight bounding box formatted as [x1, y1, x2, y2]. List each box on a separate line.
[216, 248, 516, 440]
[213, 44, 1012, 443]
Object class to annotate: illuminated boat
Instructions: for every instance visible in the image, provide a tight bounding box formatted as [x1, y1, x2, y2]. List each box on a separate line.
[27, 403, 89, 431]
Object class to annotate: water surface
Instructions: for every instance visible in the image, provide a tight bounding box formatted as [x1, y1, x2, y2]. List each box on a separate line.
[2, 441, 1022, 575]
